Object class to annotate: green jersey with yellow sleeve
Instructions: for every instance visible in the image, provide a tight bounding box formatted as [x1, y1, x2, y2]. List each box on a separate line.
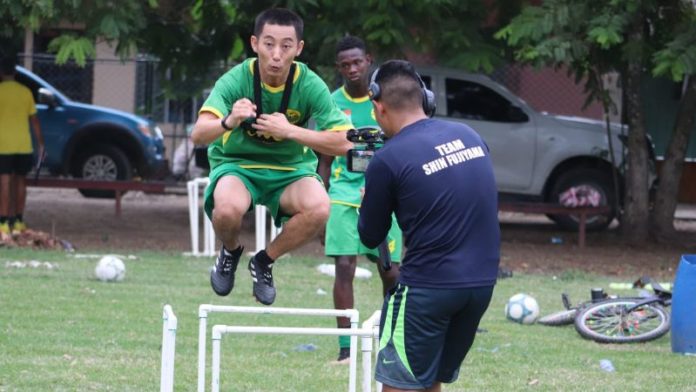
[327, 86, 377, 206]
[199, 58, 352, 173]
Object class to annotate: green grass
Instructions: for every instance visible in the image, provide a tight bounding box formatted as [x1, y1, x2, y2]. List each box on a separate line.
[1, 248, 695, 391]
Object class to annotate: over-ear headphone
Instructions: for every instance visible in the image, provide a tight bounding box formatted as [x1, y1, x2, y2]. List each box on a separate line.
[368, 65, 436, 117]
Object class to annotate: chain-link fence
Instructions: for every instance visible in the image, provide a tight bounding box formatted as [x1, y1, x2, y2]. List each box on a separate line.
[18, 53, 616, 179]
[490, 64, 608, 121]
[19, 54, 220, 172]
[22, 53, 609, 121]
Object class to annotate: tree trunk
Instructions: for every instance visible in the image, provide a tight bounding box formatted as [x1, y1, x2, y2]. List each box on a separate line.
[651, 76, 696, 240]
[620, 16, 651, 244]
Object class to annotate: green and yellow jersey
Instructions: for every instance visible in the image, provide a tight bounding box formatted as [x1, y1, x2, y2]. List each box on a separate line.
[327, 86, 378, 206]
[200, 58, 352, 173]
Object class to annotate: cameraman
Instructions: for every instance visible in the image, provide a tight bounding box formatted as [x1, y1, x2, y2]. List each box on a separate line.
[358, 60, 500, 392]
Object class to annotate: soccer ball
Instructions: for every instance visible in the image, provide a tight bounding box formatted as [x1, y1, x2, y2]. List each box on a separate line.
[505, 293, 540, 324]
[95, 255, 126, 282]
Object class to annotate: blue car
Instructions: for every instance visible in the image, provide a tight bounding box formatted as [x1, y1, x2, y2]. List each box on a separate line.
[15, 66, 168, 197]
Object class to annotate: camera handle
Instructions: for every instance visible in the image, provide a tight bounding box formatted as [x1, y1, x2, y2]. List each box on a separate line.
[377, 240, 392, 271]
[347, 126, 391, 270]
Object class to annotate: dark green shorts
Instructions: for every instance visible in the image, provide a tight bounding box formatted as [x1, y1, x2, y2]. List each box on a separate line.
[204, 163, 322, 227]
[376, 284, 494, 389]
[324, 202, 402, 262]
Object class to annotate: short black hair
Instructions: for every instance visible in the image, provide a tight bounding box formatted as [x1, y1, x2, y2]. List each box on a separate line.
[254, 8, 304, 40]
[373, 60, 423, 111]
[1, 56, 17, 75]
[336, 35, 367, 57]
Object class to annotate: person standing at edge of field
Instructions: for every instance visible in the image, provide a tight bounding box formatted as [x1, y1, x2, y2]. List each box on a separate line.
[358, 60, 500, 392]
[0, 56, 44, 238]
[191, 8, 353, 306]
[317, 36, 401, 364]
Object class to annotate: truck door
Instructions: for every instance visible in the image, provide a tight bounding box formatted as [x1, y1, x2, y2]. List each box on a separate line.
[442, 77, 536, 191]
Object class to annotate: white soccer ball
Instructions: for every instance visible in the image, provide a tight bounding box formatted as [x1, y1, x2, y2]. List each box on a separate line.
[505, 293, 540, 324]
[95, 255, 126, 282]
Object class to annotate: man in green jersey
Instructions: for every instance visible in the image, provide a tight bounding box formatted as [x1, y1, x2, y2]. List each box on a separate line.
[318, 36, 402, 363]
[192, 8, 353, 306]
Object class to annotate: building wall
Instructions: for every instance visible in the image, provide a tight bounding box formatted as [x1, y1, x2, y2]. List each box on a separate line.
[92, 42, 137, 113]
[505, 65, 607, 120]
[642, 76, 696, 159]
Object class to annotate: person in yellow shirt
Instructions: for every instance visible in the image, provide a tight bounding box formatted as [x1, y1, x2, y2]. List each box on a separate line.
[0, 56, 44, 236]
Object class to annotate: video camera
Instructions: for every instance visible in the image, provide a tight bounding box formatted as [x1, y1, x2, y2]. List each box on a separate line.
[345, 126, 392, 271]
[346, 127, 386, 172]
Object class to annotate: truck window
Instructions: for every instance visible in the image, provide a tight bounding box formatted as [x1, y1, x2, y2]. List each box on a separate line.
[446, 78, 521, 123]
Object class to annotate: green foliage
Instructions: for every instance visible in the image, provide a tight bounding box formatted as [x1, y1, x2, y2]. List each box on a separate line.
[0, 0, 151, 62]
[653, 20, 696, 81]
[47, 34, 96, 66]
[2, 0, 522, 97]
[495, 0, 696, 116]
[498, 0, 696, 84]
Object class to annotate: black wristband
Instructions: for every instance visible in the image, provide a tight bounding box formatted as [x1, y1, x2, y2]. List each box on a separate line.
[221, 113, 234, 130]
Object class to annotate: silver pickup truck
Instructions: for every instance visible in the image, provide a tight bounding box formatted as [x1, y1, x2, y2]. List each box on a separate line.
[416, 66, 640, 231]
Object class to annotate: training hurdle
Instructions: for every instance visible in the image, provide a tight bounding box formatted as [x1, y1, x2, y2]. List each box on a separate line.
[160, 305, 381, 391]
[198, 305, 366, 392]
[253, 205, 282, 253]
[187, 178, 216, 256]
[187, 178, 281, 257]
[161, 305, 178, 392]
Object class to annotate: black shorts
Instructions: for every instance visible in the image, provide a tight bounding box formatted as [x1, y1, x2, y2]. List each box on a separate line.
[376, 283, 494, 389]
[0, 154, 34, 175]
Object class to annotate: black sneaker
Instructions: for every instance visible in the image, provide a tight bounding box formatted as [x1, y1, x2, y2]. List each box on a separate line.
[331, 347, 350, 365]
[210, 246, 242, 296]
[248, 255, 276, 305]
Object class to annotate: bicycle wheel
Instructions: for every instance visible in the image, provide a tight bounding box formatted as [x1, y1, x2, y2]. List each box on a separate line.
[574, 298, 670, 343]
[538, 309, 578, 326]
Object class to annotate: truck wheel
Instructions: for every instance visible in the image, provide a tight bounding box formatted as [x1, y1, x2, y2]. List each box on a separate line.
[547, 168, 616, 231]
[72, 144, 133, 198]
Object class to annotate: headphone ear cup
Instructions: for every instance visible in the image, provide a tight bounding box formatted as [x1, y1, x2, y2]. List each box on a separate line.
[423, 88, 436, 117]
[369, 82, 381, 101]
[368, 67, 381, 101]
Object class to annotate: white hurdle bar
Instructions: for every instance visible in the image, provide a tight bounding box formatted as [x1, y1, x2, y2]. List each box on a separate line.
[187, 177, 280, 257]
[187, 178, 215, 256]
[361, 310, 382, 392]
[198, 305, 359, 392]
[254, 205, 281, 253]
[210, 314, 380, 392]
[160, 305, 178, 392]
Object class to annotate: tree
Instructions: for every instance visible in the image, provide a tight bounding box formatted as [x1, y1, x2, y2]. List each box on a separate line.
[3, 0, 522, 92]
[135, 0, 522, 90]
[0, 0, 155, 64]
[650, 15, 696, 240]
[497, 0, 696, 244]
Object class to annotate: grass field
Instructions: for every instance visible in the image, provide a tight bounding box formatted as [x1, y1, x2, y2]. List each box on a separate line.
[1, 248, 695, 391]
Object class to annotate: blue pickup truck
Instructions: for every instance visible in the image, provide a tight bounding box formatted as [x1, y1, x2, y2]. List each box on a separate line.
[15, 65, 168, 197]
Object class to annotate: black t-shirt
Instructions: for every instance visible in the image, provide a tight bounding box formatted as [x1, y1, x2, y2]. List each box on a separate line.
[358, 118, 500, 288]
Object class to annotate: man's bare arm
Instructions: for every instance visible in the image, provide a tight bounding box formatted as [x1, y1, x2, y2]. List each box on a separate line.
[191, 98, 257, 145]
[30, 115, 44, 157]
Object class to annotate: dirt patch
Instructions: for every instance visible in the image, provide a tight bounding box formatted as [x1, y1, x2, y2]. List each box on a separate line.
[20, 188, 696, 280]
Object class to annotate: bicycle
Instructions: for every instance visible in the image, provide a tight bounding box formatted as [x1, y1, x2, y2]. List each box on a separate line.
[574, 280, 672, 343]
[538, 277, 673, 344]
[537, 289, 606, 327]
[537, 294, 576, 326]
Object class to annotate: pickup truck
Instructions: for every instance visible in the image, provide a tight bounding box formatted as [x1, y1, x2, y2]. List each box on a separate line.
[416, 66, 638, 230]
[15, 65, 168, 198]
